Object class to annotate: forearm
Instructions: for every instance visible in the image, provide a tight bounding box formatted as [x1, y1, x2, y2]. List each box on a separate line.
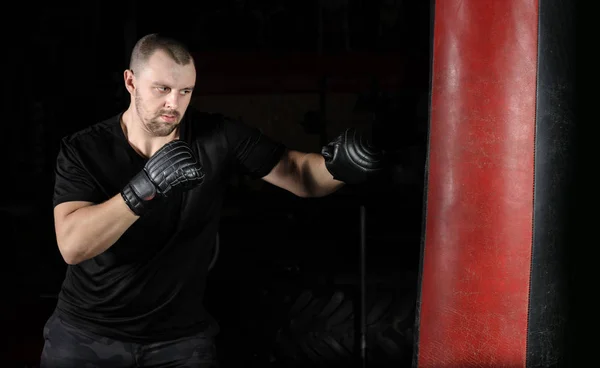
[298, 152, 345, 197]
[57, 194, 139, 264]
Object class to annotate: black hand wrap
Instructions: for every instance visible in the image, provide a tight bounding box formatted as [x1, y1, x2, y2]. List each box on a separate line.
[121, 140, 204, 216]
[321, 128, 386, 185]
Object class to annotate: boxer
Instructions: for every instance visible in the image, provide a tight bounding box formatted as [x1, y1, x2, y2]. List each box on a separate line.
[41, 32, 386, 368]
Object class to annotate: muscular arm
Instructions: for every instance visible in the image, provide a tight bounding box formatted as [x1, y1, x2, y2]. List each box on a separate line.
[263, 128, 386, 196]
[53, 139, 203, 265]
[54, 195, 139, 265]
[262, 150, 344, 198]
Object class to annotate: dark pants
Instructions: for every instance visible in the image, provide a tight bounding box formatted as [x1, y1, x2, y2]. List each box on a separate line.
[40, 312, 218, 368]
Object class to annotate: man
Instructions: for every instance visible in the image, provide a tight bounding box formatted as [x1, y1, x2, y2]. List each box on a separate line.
[41, 33, 385, 367]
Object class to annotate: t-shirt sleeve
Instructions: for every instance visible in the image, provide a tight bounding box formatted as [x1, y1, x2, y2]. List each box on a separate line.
[223, 117, 286, 179]
[53, 137, 105, 207]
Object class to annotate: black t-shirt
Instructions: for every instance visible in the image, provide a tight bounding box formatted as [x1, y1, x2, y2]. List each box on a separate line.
[52, 108, 286, 343]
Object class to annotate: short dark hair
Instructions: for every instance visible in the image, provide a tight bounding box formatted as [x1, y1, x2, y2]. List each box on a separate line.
[129, 33, 193, 73]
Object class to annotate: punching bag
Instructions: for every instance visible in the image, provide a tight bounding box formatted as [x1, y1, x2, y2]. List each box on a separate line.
[415, 0, 575, 367]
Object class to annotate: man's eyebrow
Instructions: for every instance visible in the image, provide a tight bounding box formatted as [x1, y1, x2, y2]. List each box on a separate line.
[151, 81, 195, 90]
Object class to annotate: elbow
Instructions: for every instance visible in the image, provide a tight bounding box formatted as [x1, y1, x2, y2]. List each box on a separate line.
[297, 177, 341, 198]
[297, 172, 319, 198]
[294, 188, 331, 199]
[296, 188, 325, 198]
[292, 182, 321, 198]
[59, 247, 81, 265]
[63, 257, 80, 266]
[57, 238, 83, 265]
[63, 254, 82, 265]
[293, 188, 312, 198]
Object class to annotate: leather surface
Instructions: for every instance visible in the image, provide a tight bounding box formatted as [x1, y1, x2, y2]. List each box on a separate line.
[526, 0, 576, 366]
[417, 0, 539, 366]
[322, 128, 385, 185]
[145, 140, 205, 195]
[122, 140, 204, 216]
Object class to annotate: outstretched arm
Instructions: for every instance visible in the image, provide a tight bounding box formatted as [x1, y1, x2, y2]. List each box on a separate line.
[262, 150, 344, 198]
[262, 128, 386, 197]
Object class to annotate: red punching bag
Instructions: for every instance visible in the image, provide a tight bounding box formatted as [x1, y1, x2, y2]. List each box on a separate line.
[415, 0, 575, 367]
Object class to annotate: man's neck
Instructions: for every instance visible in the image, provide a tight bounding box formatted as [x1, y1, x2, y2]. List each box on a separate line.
[121, 109, 179, 158]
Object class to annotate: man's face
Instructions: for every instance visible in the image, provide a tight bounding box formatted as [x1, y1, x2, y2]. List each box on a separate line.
[131, 50, 196, 137]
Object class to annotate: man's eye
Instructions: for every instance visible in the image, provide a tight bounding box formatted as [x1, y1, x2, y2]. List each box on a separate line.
[156, 87, 169, 92]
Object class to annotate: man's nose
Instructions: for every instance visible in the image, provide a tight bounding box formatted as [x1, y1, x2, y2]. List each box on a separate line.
[164, 92, 179, 110]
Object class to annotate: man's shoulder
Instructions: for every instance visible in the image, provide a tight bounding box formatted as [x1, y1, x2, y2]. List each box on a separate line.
[184, 107, 236, 127]
[62, 113, 122, 147]
[182, 108, 241, 141]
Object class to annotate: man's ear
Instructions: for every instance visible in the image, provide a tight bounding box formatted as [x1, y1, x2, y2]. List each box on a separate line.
[124, 69, 135, 94]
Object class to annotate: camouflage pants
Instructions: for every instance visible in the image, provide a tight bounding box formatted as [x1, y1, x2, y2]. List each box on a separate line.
[40, 312, 218, 368]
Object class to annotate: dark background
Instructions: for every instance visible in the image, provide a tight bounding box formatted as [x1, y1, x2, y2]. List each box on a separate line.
[4, 1, 431, 367]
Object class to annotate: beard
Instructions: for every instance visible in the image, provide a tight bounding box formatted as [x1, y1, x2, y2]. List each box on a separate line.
[135, 93, 180, 137]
